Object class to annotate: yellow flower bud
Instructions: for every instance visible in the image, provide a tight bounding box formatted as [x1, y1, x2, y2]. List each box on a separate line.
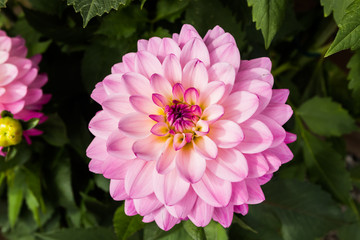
[0, 117, 23, 147]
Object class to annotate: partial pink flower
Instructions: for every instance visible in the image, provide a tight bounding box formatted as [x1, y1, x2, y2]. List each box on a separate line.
[0, 30, 51, 153]
[87, 24, 296, 230]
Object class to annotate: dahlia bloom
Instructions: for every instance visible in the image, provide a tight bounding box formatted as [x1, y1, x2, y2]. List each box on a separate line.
[0, 30, 50, 152]
[87, 24, 296, 230]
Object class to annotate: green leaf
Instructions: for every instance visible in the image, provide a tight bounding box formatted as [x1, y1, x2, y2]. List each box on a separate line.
[67, 0, 131, 27]
[40, 113, 68, 147]
[347, 50, 360, 100]
[338, 222, 360, 240]
[299, 126, 352, 203]
[325, 0, 360, 57]
[183, 221, 206, 240]
[25, 189, 41, 226]
[297, 97, 356, 137]
[35, 227, 117, 240]
[320, 0, 354, 24]
[0, 0, 7, 8]
[113, 205, 145, 240]
[232, 216, 257, 234]
[155, 0, 190, 22]
[0, 143, 31, 173]
[22, 118, 39, 131]
[7, 169, 26, 227]
[247, 0, 287, 48]
[203, 221, 228, 240]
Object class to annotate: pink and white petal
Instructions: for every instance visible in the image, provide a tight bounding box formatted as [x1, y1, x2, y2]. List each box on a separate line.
[262, 149, 282, 174]
[158, 38, 181, 62]
[23, 89, 42, 105]
[142, 214, 155, 223]
[231, 181, 249, 205]
[166, 187, 197, 219]
[209, 43, 240, 72]
[162, 54, 182, 85]
[122, 72, 153, 97]
[156, 138, 177, 174]
[133, 193, 163, 216]
[19, 68, 37, 85]
[213, 204, 234, 228]
[175, 145, 206, 183]
[125, 200, 138, 216]
[153, 168, 190, 205]
[262, 103, 293, 125]
[0, 83, 27, 103]
[207, 148, 248, 182]
[129, 95, 160, 115]
[193, 136, 218, 160]
[133, 134, 166, 161]
[271, 89, 290, 104]
[7, 57, 31, 79]
[201, 104, 224, 123]
[0, 63, 18, 86]
[102, 156, 131, 179]
[88, 159, 104, 174]
[208, 120, 243, 148]
[192, 170, 232, 207]
[150, 73, 173, 98]
[5, 100, 25, 114]
[222, 91, 259, 124]
[177, 24, 202, 48]
[188, 198, 214, 227]
[232, 79, 272, 114]
[154, 207, 179, 231]
[106, 130, 136, 160]
[111, 62, 129, 74]
[236, 119, 273, 154]
[244, 153, 269, 178]
[258, 173, 273, 185]
[236, 67, 274, 86]
[203, 25, 226, 45]
[91, 83, 107, 104]
[103, 73, 128, 96]
[0, 36, 11, 51]
[184, 88, 199, 105]
[234, 204, 248, 216]
[89, 110, 118, 139]
[240, 57, 272, 71]
[0, 51, 9, 64]
[182, 59, 208, 92]
[86, 137, 108, 160]
[206, 32, 236, 52]
[135, 51, 163, 79]
[137, 39, 148, 51]
[146, 37, 162, 56]
[284, 132, 297, 144]
[245, 179, 265, 204]
[102, 94, 133, 118]
[118, 112, 154, 139]
[199, 81, 225, 108]
[110, 179, 128, 201]
[266, 143, 294, 164]
[255, 114, 285, 148]
[208, 62, 236, 101]
[125, 159, 155, 198]
[180, 38, 210, 68]
[122, 52, 136, 72]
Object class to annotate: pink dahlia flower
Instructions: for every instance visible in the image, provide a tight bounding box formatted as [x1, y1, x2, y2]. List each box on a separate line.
[0, 30, 51, 152]
[87, 24, 296, 230]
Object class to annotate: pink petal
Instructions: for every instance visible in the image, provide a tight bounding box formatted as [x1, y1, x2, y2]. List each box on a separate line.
[188, 198, 214, 227]
[29, 74, 47, 88]
[177, 24, 202, 48]
[258, 174, 273, 185]
[102, 94, 133, 119]
[182, 59, 208, 92]
[201, 104, 224, 123]
[176, 145, 206, 183]
[184, 88, 199, 105]
[166, 187, 197, 219]
[150, 73, 173, 98]
[236, 119, 273, 154]
[137, 39, 148, 51]
[266, 143, 294, 164]
[271, 89, 289, 104]
[0, 64, 18, 86]
[203, 25, 226, 45]
[154, 207, 179, 231]
[146, 37, 162, 56]
[102, 156, 131, 179]
[199, 81, 225, 108]
[89, 110, 118, 138]
[133, 134, 166, 161]
[122, 72, 153, 97]
[240, 57, 272, 71]
[111, 62, 129, 74]
[222, 91, 259, 124]
[118, 113, 153, 138]
[262, 150, 281, 174]
[193, 135, 218, 160]
[256, 114, 285, 148]
[7, 57, 31, 79]
[19, 68, 37, 85]
[122, 53, 136, 72]
[102, 74, 128, 96]
[206, 32, 236, 52]
[209, 43, 240, 72]
[162, 54, 182, 85]
[244, 153, 269, 178]
[153, 168, 190, 205]
[236, 67, 274, 86]
[110, 179, 128, 201]
[0, 83, 27, 103]
[156, 138, 176, 174]
[158, 38, 181, 62]
[234, 204, 248, 215]
[133, 194, 163, 216]
[0, 36, 11, 52]
[173, 133, 187, 150]
[135, 51, 163, 79]
[207, 148, 248, 182]
[208, 62, 236, 101]
[88, 159, 103, 174]
[23, 89, 42, 105]
[208, 120, 243, 148]
[91, 83, 107, 104]
[180, 38, 210, 68]
[231, 181, 249, 205]
[129, 95, 160, 115]
[151, 122, 169, 136]
[192, 169, 232, 207]
[213, 204, 234, 228]
[262, 103, 293, 125]
[0, 51, 9, 64]
[245, 179, 265, 204]
[86, 137, 108, 160]
[125, 200, 137, 216]
[125, 159, 155, 198]
[194, 120, 209, 136]
[172, 83, 185, 101]
[284, 132, 297, 144]
[142, 214, 155, 223]
[5, 100, 25, 114]
[106, 130, 136, 160]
